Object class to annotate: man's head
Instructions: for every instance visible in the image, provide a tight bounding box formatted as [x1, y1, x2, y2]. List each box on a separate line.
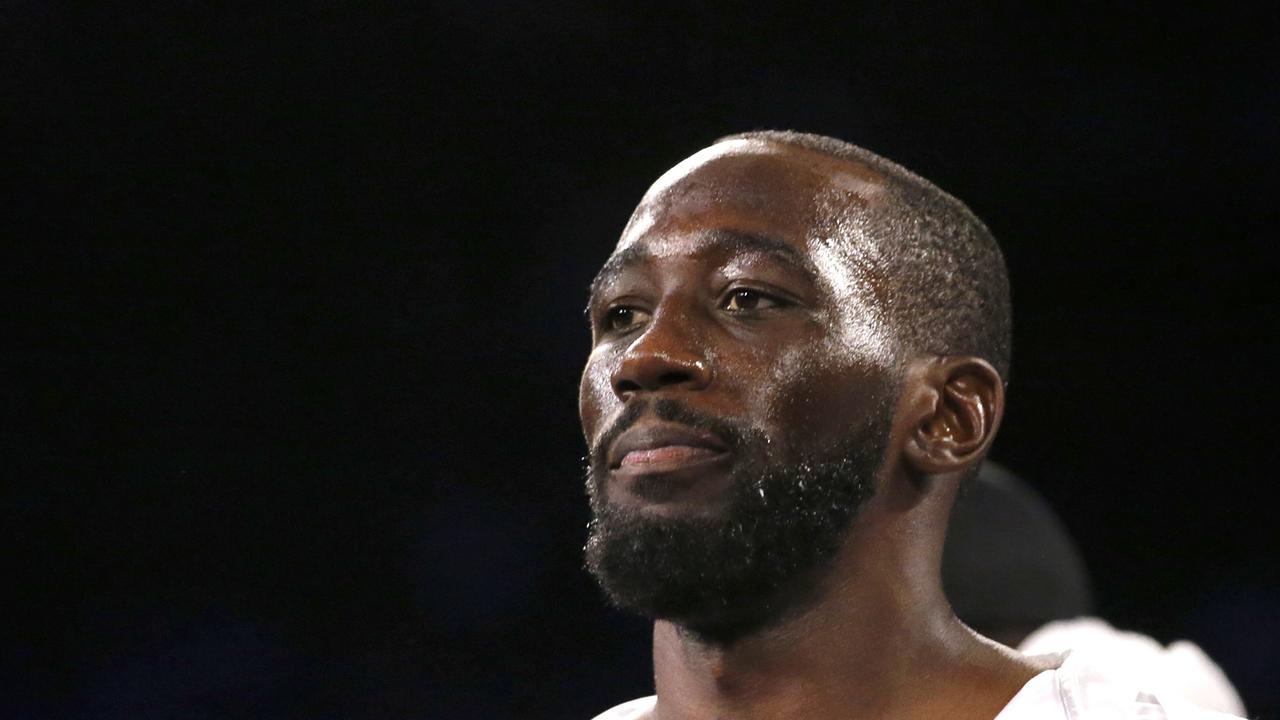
[579, 131, 1012, 641]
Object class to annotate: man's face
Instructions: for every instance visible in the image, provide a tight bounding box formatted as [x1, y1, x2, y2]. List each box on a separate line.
[579, 140, 904, 635]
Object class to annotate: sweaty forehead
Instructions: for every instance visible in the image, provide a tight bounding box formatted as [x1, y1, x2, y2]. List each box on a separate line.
[617, 139, 890, 255]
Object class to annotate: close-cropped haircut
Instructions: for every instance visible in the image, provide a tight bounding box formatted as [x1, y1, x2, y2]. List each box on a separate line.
[717, 131, 1013, 381]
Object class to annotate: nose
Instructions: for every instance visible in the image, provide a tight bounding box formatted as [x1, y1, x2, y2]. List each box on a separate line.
[610, 309, 712, 398]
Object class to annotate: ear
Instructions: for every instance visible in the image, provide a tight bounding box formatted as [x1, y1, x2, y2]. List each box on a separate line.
[901, 356, 1005, 476]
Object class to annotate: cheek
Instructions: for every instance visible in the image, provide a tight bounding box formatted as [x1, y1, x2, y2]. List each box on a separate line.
[758, 344, 891, 452]
[762, 348, 830, 431]
[578, 350, 616, 442]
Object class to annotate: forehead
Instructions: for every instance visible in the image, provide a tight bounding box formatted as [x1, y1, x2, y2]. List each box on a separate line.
[616, 139, 889, 258]
[594, 140, 901, 364]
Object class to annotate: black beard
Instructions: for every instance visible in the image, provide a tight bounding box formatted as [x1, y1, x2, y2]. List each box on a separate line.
[584, 397, 893, 644]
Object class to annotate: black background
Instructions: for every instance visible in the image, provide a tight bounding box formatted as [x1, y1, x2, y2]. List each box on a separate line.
[6, 3, 1279, 719]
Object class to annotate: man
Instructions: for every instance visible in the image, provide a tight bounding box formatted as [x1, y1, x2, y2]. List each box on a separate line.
[579, 131, 1240, 719]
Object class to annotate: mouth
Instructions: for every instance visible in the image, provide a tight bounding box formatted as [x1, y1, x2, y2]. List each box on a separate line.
[606, 422, 730, 472]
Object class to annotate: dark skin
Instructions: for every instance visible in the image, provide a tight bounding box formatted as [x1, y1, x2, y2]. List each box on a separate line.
[581, 139, 1054, 720]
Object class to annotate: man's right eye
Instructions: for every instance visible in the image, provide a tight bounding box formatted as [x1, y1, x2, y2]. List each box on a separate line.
[604, 306, 651, 332]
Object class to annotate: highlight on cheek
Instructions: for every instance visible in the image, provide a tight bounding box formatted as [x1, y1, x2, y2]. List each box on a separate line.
[580, 359, 616, 437]
[583, 353, 614, 397]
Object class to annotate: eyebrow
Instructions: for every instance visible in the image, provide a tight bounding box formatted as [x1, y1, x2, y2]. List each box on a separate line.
[588, 229, 818, 302]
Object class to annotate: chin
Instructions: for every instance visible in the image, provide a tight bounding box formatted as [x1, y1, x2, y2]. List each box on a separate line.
[605, 474, 737, 519]
[585, 426, 889, 643]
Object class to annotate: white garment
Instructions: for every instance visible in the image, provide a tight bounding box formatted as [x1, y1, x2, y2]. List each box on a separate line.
[996, 651, 1242, 719]
[592, 696, 655, 720]
[591, 652, 1245, 720]
[1017, 618, 1246, 717]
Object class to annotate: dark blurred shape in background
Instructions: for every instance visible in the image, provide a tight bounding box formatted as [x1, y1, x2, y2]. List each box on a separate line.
[945, 462, 1245, 716]
[945, 462, 1094, 647]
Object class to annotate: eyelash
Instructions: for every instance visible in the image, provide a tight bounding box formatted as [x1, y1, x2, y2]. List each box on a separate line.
[600, 287, 791, 334]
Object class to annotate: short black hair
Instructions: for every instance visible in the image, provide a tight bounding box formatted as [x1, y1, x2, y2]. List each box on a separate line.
[716, 130, 1012, 380]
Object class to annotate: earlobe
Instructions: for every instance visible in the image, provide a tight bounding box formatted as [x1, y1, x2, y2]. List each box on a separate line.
[902, 357, 1004, 476]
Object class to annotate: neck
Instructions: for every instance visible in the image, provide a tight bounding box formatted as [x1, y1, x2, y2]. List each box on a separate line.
[649, 475, 1045, 720]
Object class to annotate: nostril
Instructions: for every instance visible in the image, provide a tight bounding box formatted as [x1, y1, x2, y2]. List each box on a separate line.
[612, 353, 708, 395]
[657, 371, 692, 387]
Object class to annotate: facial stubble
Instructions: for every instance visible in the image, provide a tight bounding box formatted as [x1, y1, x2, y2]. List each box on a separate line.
[584, 395, 894, 644]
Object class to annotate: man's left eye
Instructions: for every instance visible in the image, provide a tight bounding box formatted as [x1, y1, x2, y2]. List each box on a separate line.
[721, 288, 783, 312]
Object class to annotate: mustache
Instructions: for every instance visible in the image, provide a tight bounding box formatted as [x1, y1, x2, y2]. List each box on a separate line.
[589, 398, 754, 469]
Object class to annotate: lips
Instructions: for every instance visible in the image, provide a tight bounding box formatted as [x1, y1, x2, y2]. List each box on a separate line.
[607, 423, 729, 470]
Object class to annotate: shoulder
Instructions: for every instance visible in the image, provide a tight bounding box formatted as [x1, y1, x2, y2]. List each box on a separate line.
[591, 695, 656, 720]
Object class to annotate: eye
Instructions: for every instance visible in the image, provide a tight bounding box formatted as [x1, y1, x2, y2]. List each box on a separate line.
[721, 288, 784, 312]
[604, 305, 651, 332]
